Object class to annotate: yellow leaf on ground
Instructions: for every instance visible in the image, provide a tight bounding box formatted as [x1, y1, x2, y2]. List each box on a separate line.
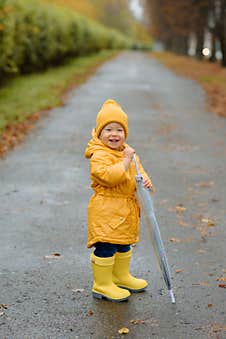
[201, 218, 215, 226]
[118, 327, 129, 334]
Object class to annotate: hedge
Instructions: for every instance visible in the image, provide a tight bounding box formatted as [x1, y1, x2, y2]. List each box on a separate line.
[0, 0, 132, 81]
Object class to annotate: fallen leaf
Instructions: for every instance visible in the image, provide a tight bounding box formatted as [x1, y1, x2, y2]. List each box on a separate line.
[118, 327, 129, 334]
[169, 237, 181, 243]
[175, 204, 186, 213]
[218, 284, 226, 288]
[195, 181, 214, 188]
[208, 304, 213, 308]
[197, 249, 207, 253]
[211, 323, 226, 332]
[72, 289, 84, 293]
[44, 253, 61, 259]
[216, 277, 226, 282]
[130, 319, 146, 325]
[201, 218, 215, 227]
[175, 269, 184, 273]
[0, 112, 41, 158]
[192, 281, 209, 286]
[88, 310, 94, 316]
[200, 281, 209, 286]
[211, 198, 219, 203]
[0, 304, 9, 316]
[177, 220, 189, 227]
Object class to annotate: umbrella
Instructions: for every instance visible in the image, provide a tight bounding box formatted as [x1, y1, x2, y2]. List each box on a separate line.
[133, 155, 175, 304]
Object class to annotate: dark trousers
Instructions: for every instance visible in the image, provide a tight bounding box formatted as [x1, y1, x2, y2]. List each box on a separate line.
[94, 242, 131, 258]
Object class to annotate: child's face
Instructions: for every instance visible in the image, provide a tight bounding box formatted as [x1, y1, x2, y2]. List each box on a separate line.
[99, 122, 125, 150]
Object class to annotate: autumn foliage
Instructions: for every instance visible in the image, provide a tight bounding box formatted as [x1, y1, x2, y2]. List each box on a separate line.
[41, 0, 98, 20]
[0, 0, 132, 82]
[144, 0, 226, 67]
[43, 0, 151, 42]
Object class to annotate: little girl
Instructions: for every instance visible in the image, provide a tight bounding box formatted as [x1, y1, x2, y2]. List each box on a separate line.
[85, 99, 153, 302]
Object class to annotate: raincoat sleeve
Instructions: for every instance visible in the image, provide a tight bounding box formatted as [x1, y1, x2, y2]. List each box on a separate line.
[90, 152, 130, 187]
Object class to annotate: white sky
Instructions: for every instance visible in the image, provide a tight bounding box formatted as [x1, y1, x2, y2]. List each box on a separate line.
[130, 0, 143, 20]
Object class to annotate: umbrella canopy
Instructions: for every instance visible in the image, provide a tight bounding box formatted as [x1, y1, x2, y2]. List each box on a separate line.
[134, 155, 175, 303]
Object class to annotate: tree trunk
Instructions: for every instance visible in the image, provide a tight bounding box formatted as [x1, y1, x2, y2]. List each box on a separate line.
[220, 1, 226, 66]
[169, 35, 188, 55]
[220, 35, 226, 66]
[209, 33, 217, 63]
[196, 30, 204, 60]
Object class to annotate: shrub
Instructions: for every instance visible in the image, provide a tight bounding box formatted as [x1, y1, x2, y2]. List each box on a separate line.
[0, 0, 132, 81]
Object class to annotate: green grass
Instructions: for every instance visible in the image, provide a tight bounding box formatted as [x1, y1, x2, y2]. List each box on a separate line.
[0, 50, 117, 134]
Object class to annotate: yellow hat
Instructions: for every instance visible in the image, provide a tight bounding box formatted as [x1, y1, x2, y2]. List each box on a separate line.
[95, 99, 128, 138]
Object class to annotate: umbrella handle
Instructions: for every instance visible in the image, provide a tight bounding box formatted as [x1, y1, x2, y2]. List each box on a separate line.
[133, 154, 141, 176]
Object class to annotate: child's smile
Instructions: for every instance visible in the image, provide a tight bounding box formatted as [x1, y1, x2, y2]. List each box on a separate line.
[99, 122, 125, 150]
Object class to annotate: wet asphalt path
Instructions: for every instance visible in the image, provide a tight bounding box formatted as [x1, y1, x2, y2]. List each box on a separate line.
[0, 51, 226, 338]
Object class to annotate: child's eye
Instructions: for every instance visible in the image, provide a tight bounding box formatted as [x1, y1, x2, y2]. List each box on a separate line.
[105, 128, 111, 131]
[118, 129, 123, 132]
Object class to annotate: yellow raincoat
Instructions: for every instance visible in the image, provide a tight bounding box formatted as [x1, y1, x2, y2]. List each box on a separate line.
[85, 130, 152, 248]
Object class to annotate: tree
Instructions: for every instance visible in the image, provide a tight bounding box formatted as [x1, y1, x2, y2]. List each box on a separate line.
[42, 0, 150, 41]
[41, 0, 98, 20]
[144, 0, 226, 66]
[209, 0, 226, 66]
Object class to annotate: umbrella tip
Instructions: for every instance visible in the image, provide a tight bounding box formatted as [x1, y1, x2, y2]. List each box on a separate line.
[169, 289, 176, 304]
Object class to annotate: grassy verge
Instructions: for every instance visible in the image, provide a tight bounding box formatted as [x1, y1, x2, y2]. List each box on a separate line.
[0, 50, 118, 157]
[150, 51, 226, 118]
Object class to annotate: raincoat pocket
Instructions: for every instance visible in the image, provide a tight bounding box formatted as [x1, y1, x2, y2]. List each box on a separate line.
[99, 196, 130, 230]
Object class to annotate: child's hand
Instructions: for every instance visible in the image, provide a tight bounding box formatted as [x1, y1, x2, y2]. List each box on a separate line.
[123, 146, 135, 170]
[123, 146, 135, 160]
[143, 178, 154, 192]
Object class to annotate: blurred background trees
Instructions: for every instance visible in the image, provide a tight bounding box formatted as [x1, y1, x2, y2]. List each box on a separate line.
[143, 0, 226, 66]
[2, 0, 225, 76]
[0, 0, 152, 82]
[43, 0, 150, 43]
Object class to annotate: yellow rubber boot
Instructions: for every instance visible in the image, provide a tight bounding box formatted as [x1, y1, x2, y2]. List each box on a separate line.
[91, 253, 131, 302]
[112, 249, 148, 292]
